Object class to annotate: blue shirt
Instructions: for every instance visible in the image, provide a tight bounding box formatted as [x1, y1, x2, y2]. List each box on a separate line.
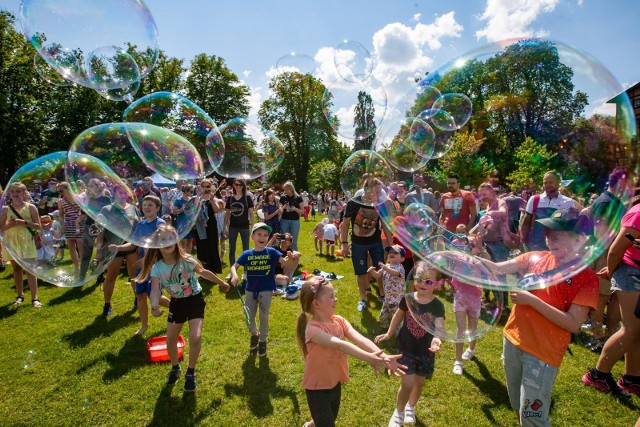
[133, 217, 166, 253]
[235, 247, 282, 292]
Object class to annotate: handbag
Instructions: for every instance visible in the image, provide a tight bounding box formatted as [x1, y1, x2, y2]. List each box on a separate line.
[9, 205, 42, 249]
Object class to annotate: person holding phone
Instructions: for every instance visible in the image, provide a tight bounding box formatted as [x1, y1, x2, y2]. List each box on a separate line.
[279, 181, 303, 251]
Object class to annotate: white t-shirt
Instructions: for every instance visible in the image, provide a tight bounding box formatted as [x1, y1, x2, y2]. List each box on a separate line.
[524, 192, 577, 214]
[323, 223, 338, 241]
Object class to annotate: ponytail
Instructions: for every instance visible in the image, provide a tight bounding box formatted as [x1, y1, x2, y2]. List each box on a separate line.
[296, 311, 309, 357]
[296, 279, 319, 357]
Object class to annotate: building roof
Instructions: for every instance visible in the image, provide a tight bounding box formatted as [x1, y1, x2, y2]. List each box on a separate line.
[607, 81, 640, 104]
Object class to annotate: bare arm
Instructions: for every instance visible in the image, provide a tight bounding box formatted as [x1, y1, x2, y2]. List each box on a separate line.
[375, 308, 406, 342]
[150, 278, 162, 312]
[195, 264, 230, 291]
[230, 262, 242, 286]
[604, 226, 636, 279]
[310, 332, 384, 370]
[467, 198, 478, 230]
[475, 256, 521, 275]
[519, 212, 533, 241]
[510, 291, 592, 333]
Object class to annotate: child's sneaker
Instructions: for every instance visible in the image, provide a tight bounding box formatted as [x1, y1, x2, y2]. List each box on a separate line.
[357, 300, 368, 312]
[582, 368, 629, 397]
[404, 404, 416, 425]
[166, 366, 182, 386]
[102, 303, 113, 317]
[617, 375, 640, 397]
[250, 335, 260, 353]
[462, 348, 475, 360]
[388, 409, 404, 427]
[258, 341, 267, 357]
[453, 360, 463, 375]
[184, 373, 196, 392]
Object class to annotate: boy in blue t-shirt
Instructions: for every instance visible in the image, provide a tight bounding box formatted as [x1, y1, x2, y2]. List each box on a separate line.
[230, 222, 291, 357]
[109, 195, 169, 335]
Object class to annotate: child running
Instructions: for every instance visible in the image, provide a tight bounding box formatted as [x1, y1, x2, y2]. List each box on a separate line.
[368, 245, 406, 329]
[310, 218, 325, 254]
[230, 222, 292, 357]
[375, 261, 445, 426]
[136, 225, 230, 392]
[297, 276, 405, 427]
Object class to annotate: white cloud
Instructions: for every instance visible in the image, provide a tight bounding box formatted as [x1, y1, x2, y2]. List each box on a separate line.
[247, 86, 264, 123]
[475, 0, 560, 42]
[242, 70, 252, 78]
[412, 13, 421, 22]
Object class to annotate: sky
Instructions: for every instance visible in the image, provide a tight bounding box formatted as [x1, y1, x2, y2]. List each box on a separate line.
[2, 0, 639, 129]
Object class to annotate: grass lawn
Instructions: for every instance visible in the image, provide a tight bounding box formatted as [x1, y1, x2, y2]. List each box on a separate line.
[0, 217, 638, 426]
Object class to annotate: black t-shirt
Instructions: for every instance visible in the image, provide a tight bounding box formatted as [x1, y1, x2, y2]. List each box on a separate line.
[40, 189, 60, 213]
[85, 195, 112, 227]
[226, 194, 254, 228]
[280, 195, 303, 220]
[344, 199, 383, 245]
[398, 295, 445, 355]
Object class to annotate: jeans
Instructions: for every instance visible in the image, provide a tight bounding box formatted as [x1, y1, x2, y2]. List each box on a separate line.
[503, 338, 558, 427]
[280, 219, 301, 251]
[229, 226, 250, 267]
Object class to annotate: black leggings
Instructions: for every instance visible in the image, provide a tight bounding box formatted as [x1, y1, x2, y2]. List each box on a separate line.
[305, 382, 341, 427]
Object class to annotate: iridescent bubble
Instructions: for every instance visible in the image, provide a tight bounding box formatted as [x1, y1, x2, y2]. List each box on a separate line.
[123, 92, 220, 175]
[20, 0, 158, 89]
[85, 46, 140, 91]
[322, 76, 387, 142]
[97, 79, 140, 103]
[276, 53, 315, 83]
[417, 108, 456, 132]
[3, 152, 116, 287]
[340, 150, 395, 206]
[432, 93, 473, 130]
[408, 118, 436, 160]
[34, 52, 70, 86]
[334, 39, 374, 83]
[403, 260, 502, 343]
[211, 118, 284, 180]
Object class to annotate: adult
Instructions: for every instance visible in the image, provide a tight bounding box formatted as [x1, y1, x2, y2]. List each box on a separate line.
[316, 190, 324, 214]
[57, 181, 84, 276]
[279, 181, 304, 251]
[78, 178, 112, 281]
[262, 189, 283, 237]
[405, 174, 438, 213]
[439, 173, 477, 233]
[224, 178, 254, 267]
[340, 176, 393, 312]
[519, 171, 579, 251]
[504, 191, 526, 234]
[39, 177, 60, 215]
[162, 179, 185, 217]
[194, 178, 223, 274]
[137, 176, 162, 213]
[394, 182, 408, 212]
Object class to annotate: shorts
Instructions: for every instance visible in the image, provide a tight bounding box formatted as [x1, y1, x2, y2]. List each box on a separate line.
[324, 239, 335, 245]
[592, 252, 612, 295]
[398, 351, 435, 377]
[453, 292, 481, 317]
[351, 241, 385, 276]
[167, 293, 206, 324]
[135, 275, 152, 296]
[611, 262, 640, 292]
[116, 248, 137, 259]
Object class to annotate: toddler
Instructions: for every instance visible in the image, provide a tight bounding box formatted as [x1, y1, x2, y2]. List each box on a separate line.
[368, 245, 406, 329]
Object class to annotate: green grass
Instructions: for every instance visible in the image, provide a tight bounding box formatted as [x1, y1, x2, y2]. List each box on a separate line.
[0, 218, 638, 426]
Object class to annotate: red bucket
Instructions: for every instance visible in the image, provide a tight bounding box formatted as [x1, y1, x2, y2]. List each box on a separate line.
[146, 335, 185, 363]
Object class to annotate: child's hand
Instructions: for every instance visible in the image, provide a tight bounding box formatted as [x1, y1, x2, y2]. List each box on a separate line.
[374, 333, 390, 344]
[366, 350, 386, 376]
[429, 337, 442, 352]
[378, 261, 385, 268]
[220, 281, 230, 292]
[509, 290, 536, 306]
[381, 353, 407, 376]
[107, 244, 119, 253]
[367, 266, 376, 274]
[151, 307, 163, 317]
[230, 276, 239, 287]
[596, 266, 609, 280]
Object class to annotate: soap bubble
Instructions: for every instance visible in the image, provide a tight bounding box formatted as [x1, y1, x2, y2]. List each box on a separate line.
[97, 79, 140, 103]
[210, 118, 285, 179]
[33, 52, 70, 86]
[276, 52, 315, 83]
[334, 39, 374, 83]
[84, 46, 140, 91]
[340, 150, 394, 206]
[431, 93, 473, 130]
[22, 350, 37, 370]
[3, 152, 116, 287]
[124, 92, 221, 175]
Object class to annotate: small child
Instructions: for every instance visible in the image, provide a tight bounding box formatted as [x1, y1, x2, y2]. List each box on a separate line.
[230, 222, 293, 357]
[322, 219, 338, 257]
[51, 210, 64, 261]
[310, 219, 325, 254]
[137, 225, 229, 392]
[37, 215, 56, 265]
[367, 245, 406, 329]
[375, 261, 445, 426]
[310, 202, 316, 220]
[297, 276, 405, 427]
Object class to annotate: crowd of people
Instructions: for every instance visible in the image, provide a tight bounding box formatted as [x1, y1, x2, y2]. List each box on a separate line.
[1, 166, 639, 426]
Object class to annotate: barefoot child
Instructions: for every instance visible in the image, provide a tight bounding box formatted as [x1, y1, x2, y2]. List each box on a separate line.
[368, 245, 406, 329]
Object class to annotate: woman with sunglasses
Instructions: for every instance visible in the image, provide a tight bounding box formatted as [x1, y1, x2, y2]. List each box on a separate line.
[223, 179, 254, 267]
[194, 179, 224, 274]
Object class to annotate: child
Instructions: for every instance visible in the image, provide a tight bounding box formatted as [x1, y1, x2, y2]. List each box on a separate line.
[172, 184, 196, 254]
[230, 222, 292, 357]
[375, 261, 445, 426]
[0, 182, 42, 307]
[37, 215, 56, 265]
[368, 245, 406, 329]
[109, 195, 169, 335]
[137, 225, 229, 392]
[310, 202, 316, 220]
[310, 219, 325, 254]
[51, 210, 65, 261]
[322, 218, 339, 258]
[297, 276, 405, 427]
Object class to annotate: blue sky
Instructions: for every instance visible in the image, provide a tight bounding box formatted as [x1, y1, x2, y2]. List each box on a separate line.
[2, 0, 639, 124]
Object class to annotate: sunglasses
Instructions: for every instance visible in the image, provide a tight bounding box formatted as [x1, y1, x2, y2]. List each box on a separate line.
[234, 183, 243, 186]
[414, 277, 435, 285]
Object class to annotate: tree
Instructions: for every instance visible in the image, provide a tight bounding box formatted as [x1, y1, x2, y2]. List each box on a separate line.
[429, 131, 492, 188]
[259, 72, 346, 191]
[308, 159, 340, 192]
[353, 91, 376, 151]
[506, 136, 556, 190]
[185, 54, 250, 125]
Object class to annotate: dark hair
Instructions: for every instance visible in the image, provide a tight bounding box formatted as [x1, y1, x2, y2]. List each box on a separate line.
[447, 173, 460, 181]
[608, 167, 627, 190]
[544, 170, 562, 182]
[142, 194, 162, 209]
[181, 184, 195, 194]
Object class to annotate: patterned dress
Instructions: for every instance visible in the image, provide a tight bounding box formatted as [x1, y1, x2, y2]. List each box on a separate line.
[60, 198, 84, 239]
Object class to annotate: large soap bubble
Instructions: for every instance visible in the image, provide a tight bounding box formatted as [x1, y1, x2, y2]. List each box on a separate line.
[124, 92, 221, 175]
[340, 150, 395, 206]
[33, 52, 70, 86]
[2, 152, 116, 287]
[333, 39, 374, 83]
[210, 117, 285, 179]
[20, 0, 158, 90]
[276, 52, 315, 83]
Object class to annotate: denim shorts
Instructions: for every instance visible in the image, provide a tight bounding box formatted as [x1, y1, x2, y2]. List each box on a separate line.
[611, 262, 640, 292]
[399, 351, 434, 378]
[351, 241, 384, 276]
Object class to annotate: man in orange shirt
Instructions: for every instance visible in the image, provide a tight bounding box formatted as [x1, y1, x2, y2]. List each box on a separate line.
[439, 173, 477, 233]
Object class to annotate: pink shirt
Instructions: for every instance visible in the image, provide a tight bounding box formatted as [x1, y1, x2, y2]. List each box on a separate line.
[622, 203, 640, 267]
[303, 315, 353, 390]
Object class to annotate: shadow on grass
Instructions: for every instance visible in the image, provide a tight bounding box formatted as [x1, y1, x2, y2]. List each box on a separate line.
[148, 386, 222, 427]
[62, 310, 137, 348]
[224, 353, 300, 418]
[0, 302, 18, 320]
[464, 357, 511, 424]
[102, 334, 148, 382]
[47, 279, 100, 307]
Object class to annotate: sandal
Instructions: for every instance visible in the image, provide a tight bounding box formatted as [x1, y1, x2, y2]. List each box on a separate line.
[14, 295, 25, 305]
[32, 299, 42, 308]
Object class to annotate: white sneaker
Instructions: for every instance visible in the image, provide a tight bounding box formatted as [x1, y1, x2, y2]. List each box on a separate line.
[357, 300, 368, 312]
[404, 404, 416, 425]
[388, 409, 404, 427]
[462, 348, 475, 361]
[273, 288, 284, 296]
[453, 361, 463, 375]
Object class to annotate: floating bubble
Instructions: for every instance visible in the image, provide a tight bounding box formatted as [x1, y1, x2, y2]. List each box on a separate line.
[97, 79, 140, 103]
[85, 46, 140, 91]
[432, 93, 472, 130]
[403, 261, 502, 343]
[417, 108, 456, 132]
[33, 52, 70, 86]
[124, 92, 221, 175]
[3, 152, 116, 287]
[67, 123, 201, 248]
[20, 0, 158, 89]
[276, 53, 315, 83]
[211, 117, 285, 180]
[334, 39, 374, 83]
[340, 150, 394, 206]
[322, 76, 387, 143]
[408, 118, 436, 160]
[22, 350, 36, 370]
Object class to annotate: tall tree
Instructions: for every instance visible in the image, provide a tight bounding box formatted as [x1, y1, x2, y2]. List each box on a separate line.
[506, 136, 556, 190]
[352, 91, 376, 151]
[429, 131, 492, 188]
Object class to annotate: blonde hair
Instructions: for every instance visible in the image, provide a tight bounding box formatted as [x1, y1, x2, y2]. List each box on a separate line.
[296, 277, 328, 357]
[283, 181, 299, 198]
